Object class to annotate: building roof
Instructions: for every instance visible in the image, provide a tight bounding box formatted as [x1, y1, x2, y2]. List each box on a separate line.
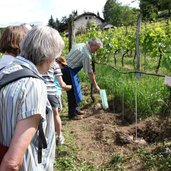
[74, 12, 105, 22]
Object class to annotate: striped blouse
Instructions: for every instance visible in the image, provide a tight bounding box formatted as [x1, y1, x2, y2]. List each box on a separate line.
[66, 43, 92, 73]
[0, 56, 55, 171]
[42, 62, 62, 95]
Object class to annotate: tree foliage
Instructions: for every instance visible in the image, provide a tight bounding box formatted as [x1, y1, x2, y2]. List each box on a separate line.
[48, 15, 59, 29]
[103, 0, 139, 26]
[140, 0, 159, 20]
[158, 0, 171, 17]
[48, 10, 78, 32]
[139, 0, 171, 20]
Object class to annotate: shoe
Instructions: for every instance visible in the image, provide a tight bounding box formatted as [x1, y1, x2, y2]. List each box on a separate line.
[69, 115, 83, 120]
[76, 110, 86, 115]
[57, 135, 65, 145]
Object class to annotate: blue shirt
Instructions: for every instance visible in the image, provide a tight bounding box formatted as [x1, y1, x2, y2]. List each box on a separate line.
[54, 76, 62, 96]
[0, 54, 15, 69]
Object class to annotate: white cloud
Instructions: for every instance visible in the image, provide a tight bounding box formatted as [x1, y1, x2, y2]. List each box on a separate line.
[0, 0, 48, 27]
[0, 0, 107, 27]
[0, 0, 139, 27]
[49, 0, 106, 20]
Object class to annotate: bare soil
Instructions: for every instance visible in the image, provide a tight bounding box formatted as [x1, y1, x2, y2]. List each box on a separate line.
[61, 86, 171, 171]
[61, 85, 171, 170]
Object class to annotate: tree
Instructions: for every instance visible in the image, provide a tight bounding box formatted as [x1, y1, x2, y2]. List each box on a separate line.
[139, 0, 159, 20]
[55, 18, 60, 28]
[139, 0, 171, 20]
[158, 0, 171, 17]
[121, 6, 139, 26]
[103, 0, 139, 26]
[68, 10, 78, 19]
[103, 0, 123, 26]
[58, 10, 78, 32]
[48, 15, 57, 29]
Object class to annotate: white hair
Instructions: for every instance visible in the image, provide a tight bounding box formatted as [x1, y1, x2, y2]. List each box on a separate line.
[20, 26, 64, 65]
[88, 38, 103, 48]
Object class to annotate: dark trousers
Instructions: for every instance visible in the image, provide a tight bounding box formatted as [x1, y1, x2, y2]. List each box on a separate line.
[61, 66, 78, 118]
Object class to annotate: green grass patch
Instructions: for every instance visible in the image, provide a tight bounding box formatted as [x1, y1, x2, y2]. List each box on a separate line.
[54, 119, 98, 171]
[95, 62, 170, 118]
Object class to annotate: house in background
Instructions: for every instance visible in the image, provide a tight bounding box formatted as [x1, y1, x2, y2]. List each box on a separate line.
[72, 12, 113, 34]
[73, 12, 104, 33]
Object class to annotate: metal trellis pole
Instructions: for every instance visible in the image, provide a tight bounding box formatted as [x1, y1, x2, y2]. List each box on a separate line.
[135, 14, 142, 140]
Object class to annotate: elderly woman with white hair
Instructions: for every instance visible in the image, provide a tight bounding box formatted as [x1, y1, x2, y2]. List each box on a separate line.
[0, 26, 64, 171]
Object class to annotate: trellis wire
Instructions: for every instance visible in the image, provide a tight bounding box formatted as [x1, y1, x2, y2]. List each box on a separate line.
[98, 63, 166, 140]
[97, 63, 165, 78]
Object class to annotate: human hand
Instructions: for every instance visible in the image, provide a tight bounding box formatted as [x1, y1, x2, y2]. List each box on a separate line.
[65, 85, 72, 91]
[94, 84, 100, 93]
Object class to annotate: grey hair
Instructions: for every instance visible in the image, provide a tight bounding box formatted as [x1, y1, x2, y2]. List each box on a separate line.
[88, 38, 103, 48]
[20, 25, 64, 65]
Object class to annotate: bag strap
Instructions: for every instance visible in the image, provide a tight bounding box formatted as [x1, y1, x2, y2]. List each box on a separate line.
[0, 67, 40, 89]
[0, 66, 47, 163]
[38, 119, 47, 163]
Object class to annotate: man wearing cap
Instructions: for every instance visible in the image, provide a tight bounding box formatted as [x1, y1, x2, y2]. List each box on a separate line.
[62, 38, 103, 120]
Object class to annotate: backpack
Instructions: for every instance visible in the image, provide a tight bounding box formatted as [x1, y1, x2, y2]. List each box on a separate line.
[0, 66, 47, 164]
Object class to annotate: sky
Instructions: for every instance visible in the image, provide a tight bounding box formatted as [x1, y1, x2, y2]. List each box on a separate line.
[0, 0, 139, 27]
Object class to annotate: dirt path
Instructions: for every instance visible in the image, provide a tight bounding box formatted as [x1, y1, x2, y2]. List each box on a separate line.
[59, 82, 171, 170]
[71, 111, 118, 166]
[65, 101, 171, 170]
[68, 107, 141, 169]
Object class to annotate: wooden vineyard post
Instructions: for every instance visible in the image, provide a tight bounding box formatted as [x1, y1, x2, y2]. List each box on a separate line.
[68, 17, 75, 51]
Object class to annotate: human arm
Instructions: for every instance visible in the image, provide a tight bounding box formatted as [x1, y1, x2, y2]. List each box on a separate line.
[88, 71, 100, 92]
[0, 114, 41, 171]
[82, 52, 100, 92]
[57, 75, 72, 91]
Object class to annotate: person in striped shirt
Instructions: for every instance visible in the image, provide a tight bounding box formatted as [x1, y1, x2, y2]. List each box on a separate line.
[63, 38, 103, 120]
[42, 61, 71, 145]
[0, 26, 64, 171]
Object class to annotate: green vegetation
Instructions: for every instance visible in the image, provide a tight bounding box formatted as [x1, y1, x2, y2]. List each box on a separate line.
[54, 120, 98, 171]
[54, 19, 171, 170]
[95, 64, 169, 118]
[138, 147, 171, 171]
[62, 19, 171, 119]
[0, 53, 3, 58]
[103, 0, 138, 27]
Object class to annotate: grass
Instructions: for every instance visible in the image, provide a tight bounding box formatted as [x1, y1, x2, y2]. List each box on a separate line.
[55, 118, 171, 171]
[138, 145, 171, 171]
[54, 55, 171, 170]
[54, 90, 97, 171]
[54, 116, 98, 171]
[94, 55, 170, 119]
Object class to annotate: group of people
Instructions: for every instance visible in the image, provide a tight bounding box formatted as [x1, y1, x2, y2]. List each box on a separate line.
[0, 24, 102, 170]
